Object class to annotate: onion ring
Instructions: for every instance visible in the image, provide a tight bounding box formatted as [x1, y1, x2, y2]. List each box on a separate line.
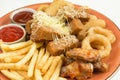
[88, 27, 116, 43]
[84, 19, 106, 28]
[81, 34, 111, 58]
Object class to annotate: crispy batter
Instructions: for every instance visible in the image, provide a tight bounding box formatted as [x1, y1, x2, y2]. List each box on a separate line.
[47, 35, 79, 56]
[66, 48, 100, 62]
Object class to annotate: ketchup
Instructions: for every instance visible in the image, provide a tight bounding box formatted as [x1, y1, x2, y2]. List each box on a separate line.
[13, 11, 33, 24]
[0, 26, 24, 42]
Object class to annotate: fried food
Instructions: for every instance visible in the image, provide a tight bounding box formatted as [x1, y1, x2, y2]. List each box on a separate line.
[30, 26, 60, 41]
[25, 20, 33, 34]
[0, 46, 30, 59]
[93, 62, 109, 72]
[57, 77, 67, 80]
[0, 63, 28, 71]
[0, 42, 63, 80]
[70, 19, 84, 35]
[45, 0, 73, 16]
[0, 0, 116, 80]
[60, 61, 93, 79]
[36, 47, 45, 64]
[1, 70, 24, 80]
[17, 43, 36, 65]
[82, 34, 111, 58]
[4, 55, 25, 63]
[38, 50, 50, 70]
[10, 70, 24, 80]
[50, 58, 62, 80]
[66, 48, 99, 62]
[43, 56, 61, 80]
[77, 28, 88, 41]
[0, 40, 33, 52]
[41, 56, 54, 74]
[34, 68, 43, 80]
[28, 50, 38, 77]
[47, 35, 79, 56]
[88, 27, 116, 43]
[84, 18, 106, 28]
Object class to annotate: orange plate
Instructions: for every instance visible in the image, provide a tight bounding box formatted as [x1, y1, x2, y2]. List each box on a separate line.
[0, 3, 120, 80]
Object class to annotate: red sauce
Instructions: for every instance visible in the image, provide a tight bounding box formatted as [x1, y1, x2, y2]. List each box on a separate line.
[0, 26, 24, 42]
[13, 11, 33, 24]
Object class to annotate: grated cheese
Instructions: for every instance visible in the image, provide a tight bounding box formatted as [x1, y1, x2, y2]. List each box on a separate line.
[32, 11, 70, 35]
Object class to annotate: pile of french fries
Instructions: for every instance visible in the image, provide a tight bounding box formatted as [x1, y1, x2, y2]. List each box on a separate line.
[0, 40, 66, 80]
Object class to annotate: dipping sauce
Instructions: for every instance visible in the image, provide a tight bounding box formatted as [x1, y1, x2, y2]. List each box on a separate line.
[13, 11, 33, 24]
[0, 26, 24, 42]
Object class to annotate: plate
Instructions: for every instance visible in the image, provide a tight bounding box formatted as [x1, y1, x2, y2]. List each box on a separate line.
[0, 3, 120, 80]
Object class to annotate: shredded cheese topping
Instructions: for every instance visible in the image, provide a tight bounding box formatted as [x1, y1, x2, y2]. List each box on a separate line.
[32, 11, 70, 35]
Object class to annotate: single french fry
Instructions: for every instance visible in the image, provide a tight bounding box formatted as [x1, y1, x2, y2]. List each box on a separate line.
[37, 47, 45, 64]
[3, 45, 30, 54]
[0, 40, 33, 51]
[57, 77, 67, 80]
[28, 50, 38, 77]
[4, 55, 25, 63]
[50, 59, 62, 80]
[36, 42, 43, 48]
[43, 56, 61, 80]
[10, 70, 24, 80]
[17, 43, 36, 65]
[34, 68, 43, 80]
[38, 50, 50, 69]
[41, 56, 54, 74]
[1, 70, 23, 80]
[0, 46, 30, 59]
[0, 63, 28, 71]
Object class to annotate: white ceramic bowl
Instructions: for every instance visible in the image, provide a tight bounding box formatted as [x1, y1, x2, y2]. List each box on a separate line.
[10, 8, 35, 26]
[0, 24, 26, 44]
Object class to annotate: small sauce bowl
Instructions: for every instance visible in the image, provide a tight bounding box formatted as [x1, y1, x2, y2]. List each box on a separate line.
[10, 8, 35, 26]
[0, 24, 26, 44]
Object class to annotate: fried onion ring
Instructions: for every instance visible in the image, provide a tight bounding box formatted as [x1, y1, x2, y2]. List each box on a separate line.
[88, 27, 116, 43]
[84, 19, 106, 28]
[82, 34, 111, 58]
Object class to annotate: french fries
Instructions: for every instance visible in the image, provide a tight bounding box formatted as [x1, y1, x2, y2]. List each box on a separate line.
[17, 71, 32, 80]
[34, 68, 43, 80]
[1, 70, 24, 80]
[41, 56, 54, 74]
[0, 46, 30, 59]
[36, 47, 45, 64]
[43, 56, 61, 80]
[10, 70, 24, 80]
[0, 63, 28, 71]
[28, 50, 38, 77]
[0, 40, 33, 52]
[17, 43, 36, 65]
[50, 58, 62, 80]
[4, 55, 25, 63]
[38, 50, 50, 70]
[0, 41, 63, 80]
